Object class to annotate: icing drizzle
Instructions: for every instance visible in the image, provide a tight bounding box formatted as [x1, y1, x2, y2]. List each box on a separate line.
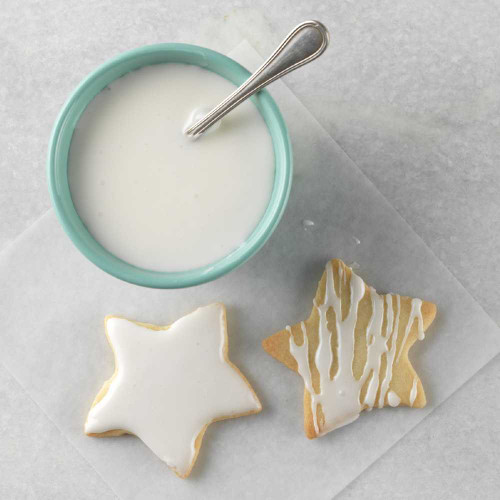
[288, 261, 425, 436]
[410, 377, 418, 407]
[387, 391, 401, 407]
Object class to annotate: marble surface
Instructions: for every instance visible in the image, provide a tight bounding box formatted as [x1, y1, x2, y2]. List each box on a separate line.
[0, 365, 115, 499]
[1, 1, 499, 498]
[339, 356, 500, 500]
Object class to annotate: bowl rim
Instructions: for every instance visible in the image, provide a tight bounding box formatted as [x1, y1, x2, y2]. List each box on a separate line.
[47, 42, 292, 288]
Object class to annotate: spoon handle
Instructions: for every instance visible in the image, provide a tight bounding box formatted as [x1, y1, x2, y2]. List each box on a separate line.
[185, 20, 330, 136]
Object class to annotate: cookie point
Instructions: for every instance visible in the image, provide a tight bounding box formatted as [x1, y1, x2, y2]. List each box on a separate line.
[421, 300, 437, 326]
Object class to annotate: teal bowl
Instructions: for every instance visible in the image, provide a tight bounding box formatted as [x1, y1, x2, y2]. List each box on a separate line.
[47, 43, 292, 288]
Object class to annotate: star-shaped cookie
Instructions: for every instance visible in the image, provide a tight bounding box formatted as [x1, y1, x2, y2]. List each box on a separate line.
[262, 259, 437, 438]
[85, 303, 262, 478]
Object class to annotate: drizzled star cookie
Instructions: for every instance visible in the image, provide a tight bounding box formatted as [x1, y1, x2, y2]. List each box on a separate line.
[85, 303, 262, 478]
[262, 259, 437, 438]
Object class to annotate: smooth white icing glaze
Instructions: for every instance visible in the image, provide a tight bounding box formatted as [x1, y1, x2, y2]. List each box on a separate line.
[69, 63, 274, 272]
[288, 261, 425, 436]
[85, 304, 261, 476]
[409, 377, 418, 407]
[387, 390, 401, 407]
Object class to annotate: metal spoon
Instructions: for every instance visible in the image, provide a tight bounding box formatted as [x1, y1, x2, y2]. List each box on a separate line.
[184, 20, 330, 137]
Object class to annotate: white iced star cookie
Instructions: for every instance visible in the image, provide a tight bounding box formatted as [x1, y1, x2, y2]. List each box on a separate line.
[85, 303, 262, 478]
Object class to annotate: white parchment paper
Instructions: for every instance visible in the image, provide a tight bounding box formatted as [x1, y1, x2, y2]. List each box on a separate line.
[1, 42, 499, 499]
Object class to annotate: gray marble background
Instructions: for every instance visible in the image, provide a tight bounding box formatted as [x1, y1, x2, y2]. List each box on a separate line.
[1, 1, 499, 498]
